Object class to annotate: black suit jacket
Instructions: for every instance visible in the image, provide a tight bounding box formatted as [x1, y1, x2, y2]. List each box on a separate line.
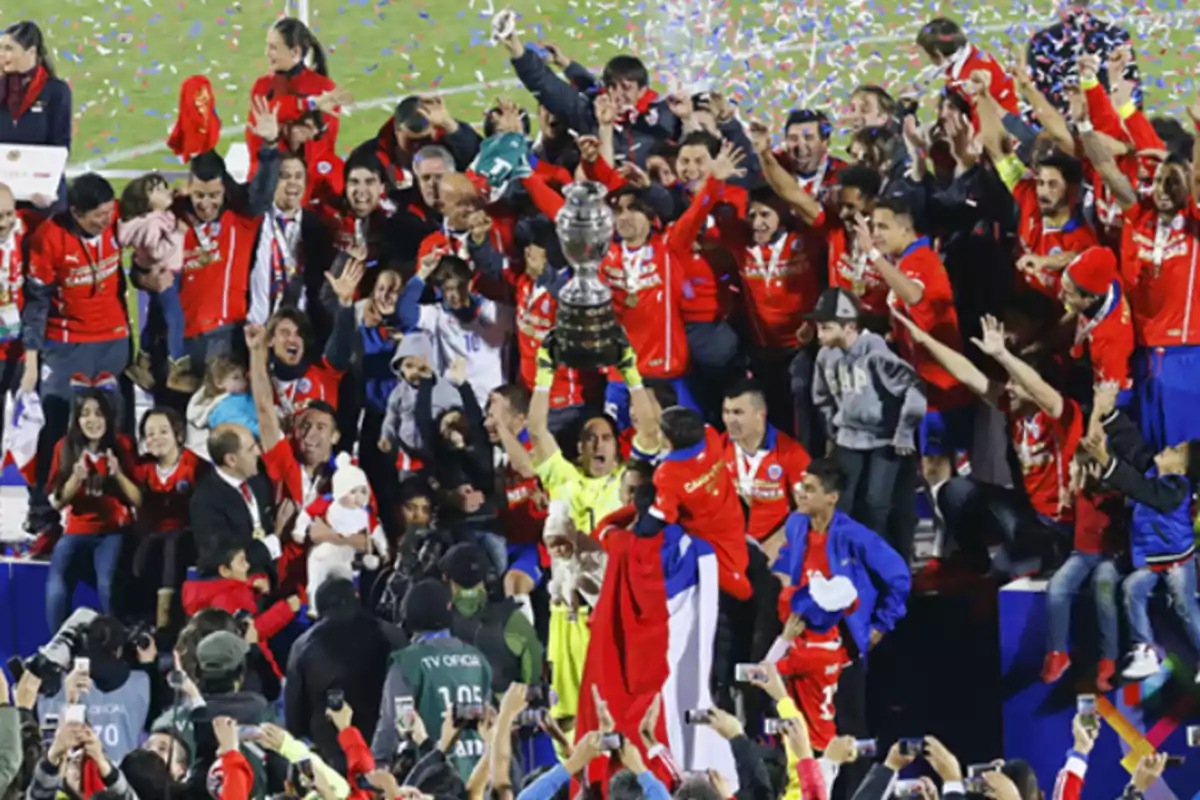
[189, 471, 276, 574]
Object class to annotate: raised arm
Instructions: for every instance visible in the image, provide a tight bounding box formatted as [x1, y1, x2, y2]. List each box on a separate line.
[246, 324, 284, 452]
[528, 347, 562, 467]
[974, 315, 1064, 419]
[1010, 44, 1076, 154]
[891, 309, 1002, 403]
[1079, 117, 1138, 212]
[321, 258, 363, 372]
[1188, 93, 1200, 201]
[752, 126, 823, 226]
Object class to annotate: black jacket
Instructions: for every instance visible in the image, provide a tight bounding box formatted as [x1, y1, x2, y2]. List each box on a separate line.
[0, 74, 72, 212]
[284, 607, 408, 770]
[189, 470, 276, 575]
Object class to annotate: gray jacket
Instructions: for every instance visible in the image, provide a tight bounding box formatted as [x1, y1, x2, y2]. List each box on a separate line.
[37, 670, 151, 766]
[0, 707, 22, 797]
[26, 758, 137, 800]
[813, 331, 926, 452]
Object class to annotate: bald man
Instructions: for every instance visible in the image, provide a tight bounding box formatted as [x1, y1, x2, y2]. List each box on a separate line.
[413, 173, 505, 283]
[189, 422, 279, 575]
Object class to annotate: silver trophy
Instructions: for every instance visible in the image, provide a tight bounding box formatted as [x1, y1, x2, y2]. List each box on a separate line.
[553, 181, 625, 369]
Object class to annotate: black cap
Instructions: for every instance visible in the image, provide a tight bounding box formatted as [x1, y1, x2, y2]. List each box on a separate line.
[439, 543, 489, 588]
[403, 579, 454, 633]
[806, 287, 862, 323]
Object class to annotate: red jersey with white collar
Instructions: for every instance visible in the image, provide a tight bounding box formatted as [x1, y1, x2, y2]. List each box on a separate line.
[1119, 200, 1200, 347]
[0, 210, 40, 360]
[48, 435, 138, 535]
[887, 239, 973, 410]
[28, 216, 128, 344]
[272, 359, 344, 431]
[180, 210, 263, 337]
[825, 219, 889, 316]
[132, 449, 205, 533]
[1008, 398, 1082, 524]
[305, 153, 344, 210]
[721, 426, 810, 542]
[1069, 281, 1134, 392]
[777, 634, 845, 751]
[514, 272, 588, 408]
[1013, 179, 1099, 298]
[680, 182, 747, 324]
[601, 237, 690, 379]
[736, 231, 822, 349]
[247, 68, 340, 175]
[650, 426, 750, 599]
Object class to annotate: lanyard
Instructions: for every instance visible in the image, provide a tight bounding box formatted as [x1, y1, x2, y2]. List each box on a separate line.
[354, 217, 367, 248]
[0, 218, 21, 303]
[735, 443, 770, 497]
[442, 223, 471, 258]
[1074, 283, 1117, 345]
[75, 234, 102, 296]
[750, 234, 790, 286]
[240, 481, 264, 537]
[194, 222, 221, 262]
[621, 243, 650, 294]
[270, 212, 301, 303]
[797, 156, 830, 198]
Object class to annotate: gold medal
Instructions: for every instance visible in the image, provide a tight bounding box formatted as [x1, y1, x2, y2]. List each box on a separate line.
[851, 279, 866, 295]
[625, 293, 639, 309]
[252, 526, 265, 540]
[0, 288, 8, 305]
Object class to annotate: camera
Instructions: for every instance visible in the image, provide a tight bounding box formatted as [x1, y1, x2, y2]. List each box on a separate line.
[9, 608, 98, 684]
[127, 621, 155, 654]
[453, 703, 486, 727]
[763, 718, 788, 735]
[233, 610, 254, 635]
[525, 684, 548, 706]
[684, 709, 712, 725]
[1188, 725, 1200, 747]
[734, 663, 767, 683]
[898, 738, 925, 758]
[1076, 694, 1098, 732]
[892, 780, 922, 798]
[600, 732, 624, 751]
[855, 739, 878, 759]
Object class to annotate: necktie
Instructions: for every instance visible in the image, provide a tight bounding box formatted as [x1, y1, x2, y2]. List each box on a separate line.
[240, 482, 253, 505]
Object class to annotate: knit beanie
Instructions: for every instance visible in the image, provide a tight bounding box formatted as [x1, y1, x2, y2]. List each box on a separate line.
[1066, 247, 1117, 296]
[403, 579, 454, 633]
[331, 452, 369, 502]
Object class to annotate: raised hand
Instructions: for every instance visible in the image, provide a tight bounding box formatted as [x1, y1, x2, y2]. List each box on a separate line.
[418, 96, 455, 131]
[213, 716, 239, 755]
[448, 357, 469, 387]
[418, 250, 443, 281]
[577, 135, 602, 164]
[747, 120, 771, 155]
[593, 94, 618, 128]
[666, 91, 693, 121]
[468, 210, 493, 245]
[970, 314, 1008, 358]
[313, 88, 353, 116]
[491, 97, 525, 134]
[616, 161, 651, 189]
[710, 140, 747, 182]
[543, 42, 572, 70]
[250, 95, 280, 143]
[244, 323, 267, 352]
[639, 694, 662, 749]
[1077, 53, 1101, 82]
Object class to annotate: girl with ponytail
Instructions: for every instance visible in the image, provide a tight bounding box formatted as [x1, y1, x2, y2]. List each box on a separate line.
[247, 17, 348, 176]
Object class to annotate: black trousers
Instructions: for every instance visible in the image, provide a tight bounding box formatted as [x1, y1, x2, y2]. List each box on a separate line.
[832, 658, 869, 799]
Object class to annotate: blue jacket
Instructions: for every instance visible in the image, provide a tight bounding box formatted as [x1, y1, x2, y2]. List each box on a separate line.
[1099, 411, 1194, 568]
[773, 510, 911, 658]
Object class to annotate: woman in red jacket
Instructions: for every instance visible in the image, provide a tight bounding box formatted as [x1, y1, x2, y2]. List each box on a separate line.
[131, 406, 208, 630]
[45, 388, 140, 629]
[247, 18, 342, 176]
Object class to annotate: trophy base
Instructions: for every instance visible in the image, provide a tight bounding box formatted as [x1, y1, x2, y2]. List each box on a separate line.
[553, 300, 626, 370]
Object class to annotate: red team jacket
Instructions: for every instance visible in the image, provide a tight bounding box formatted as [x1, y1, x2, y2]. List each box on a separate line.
[179, 212, 264, 337]
[1013, 180, 1099, 298]
[47, 436, 138, 534]
[1120, 199, 1200, 347]
[28, 216, 128, 344]
[0, 210, 40, 360]
[131, 449, 207, 533]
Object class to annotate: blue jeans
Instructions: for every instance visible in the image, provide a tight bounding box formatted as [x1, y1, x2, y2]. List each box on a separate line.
[151, 273, 185, 360]
[1124, 558, 1200, 651]
[1046, 551, 1120, 660]
[472, 530, 509, 578]
[46, 532, 124, 629]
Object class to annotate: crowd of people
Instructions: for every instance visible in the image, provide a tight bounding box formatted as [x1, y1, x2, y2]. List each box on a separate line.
[0, 0, 1197, 798]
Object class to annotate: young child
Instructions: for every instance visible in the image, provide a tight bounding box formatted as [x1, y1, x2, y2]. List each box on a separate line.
[379, 331, 460, 470]
[295, 454, 389, 613]
[181, 542, 300, 645]
[118, 174, 196, 393]
[186, 357, 259, 460]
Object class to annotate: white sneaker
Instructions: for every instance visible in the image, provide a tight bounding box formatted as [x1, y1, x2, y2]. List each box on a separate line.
[1123, 644, 1161, 680]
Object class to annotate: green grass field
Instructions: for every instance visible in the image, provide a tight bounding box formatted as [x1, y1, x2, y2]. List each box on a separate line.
[0, 0, 1197, 175]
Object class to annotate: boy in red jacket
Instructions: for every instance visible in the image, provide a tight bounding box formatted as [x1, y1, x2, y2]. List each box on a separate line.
[181, 542, 301, 645]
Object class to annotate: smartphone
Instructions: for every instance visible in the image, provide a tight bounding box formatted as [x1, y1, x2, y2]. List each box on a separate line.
[355, 776, 375, 792]
[963, 776, 988, 793]
[1165, 755, 1186, 768]
[73, 657, 90, 675]
[326, 689, 345, 712]
[394, 696, 416, 733]
[683, 709, 712, 725]
[453, 703, 486, 727]
[966, 762, 1000, 777]
[891, 779, 922, 798]
[898, 738, 925, 758]
[855, 738, 878, 759]
[526, 684, 546, 706]
[734, 663, 767, 683]
[40, 713, 59, 748]
[517, 708, 545, 726]
[1188, 725, 1200, 747]
[1076, 694, 1098, 731]
[600, 732, 624, 751]
[238, 726, 262, 739]
[296, 759, 315, 781]
[64, 704, 87, 724]
[763, 718, 787, 735]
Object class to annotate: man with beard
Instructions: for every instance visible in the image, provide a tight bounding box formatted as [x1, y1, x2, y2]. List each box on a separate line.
[778, 109, 846, 203]
[247, 152, 337, 346]
[1082, 98, 1200, 449]
[398, 254, 512, 403]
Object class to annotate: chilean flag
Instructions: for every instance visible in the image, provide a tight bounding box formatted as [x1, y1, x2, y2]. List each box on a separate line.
[577, 508, 737, 790]
[1, 390, 43, 485]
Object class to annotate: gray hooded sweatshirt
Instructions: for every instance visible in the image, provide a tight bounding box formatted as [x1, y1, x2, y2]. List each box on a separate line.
[813, 330, 927, 452]
[382, 331, 461, 455]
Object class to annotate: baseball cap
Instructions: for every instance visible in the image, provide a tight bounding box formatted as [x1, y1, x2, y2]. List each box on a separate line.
[439, 543, 489, 588]
[195, 630, 250, 676]
[806, 287, 862, 323]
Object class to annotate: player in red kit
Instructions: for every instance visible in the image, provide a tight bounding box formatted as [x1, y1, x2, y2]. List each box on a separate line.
[639, 406, 750, 600]
[1081, 105, 1200, 450]
[917, 17, 1018, 118]
[776, 110, 847, 205]
[862, 195, 974, 483]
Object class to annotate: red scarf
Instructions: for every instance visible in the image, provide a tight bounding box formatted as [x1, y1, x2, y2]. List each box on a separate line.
[1, 65, 48, 120]
[167, 75, 221, 162]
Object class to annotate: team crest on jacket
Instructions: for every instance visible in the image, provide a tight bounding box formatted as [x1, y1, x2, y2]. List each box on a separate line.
[317, 161, 332, 175]
[767, 464, 783, 480]
[177, 480, 190, 493]
[298, 378, 312, 393]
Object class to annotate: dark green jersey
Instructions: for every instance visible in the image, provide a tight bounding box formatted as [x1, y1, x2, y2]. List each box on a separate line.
[372, 635, 492, 781]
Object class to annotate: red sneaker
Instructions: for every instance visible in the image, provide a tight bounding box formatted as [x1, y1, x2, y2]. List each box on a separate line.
[26, 529, 60, 561]
[1096, 658, 1116, 692]
[1042, 651, 1071, 684]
